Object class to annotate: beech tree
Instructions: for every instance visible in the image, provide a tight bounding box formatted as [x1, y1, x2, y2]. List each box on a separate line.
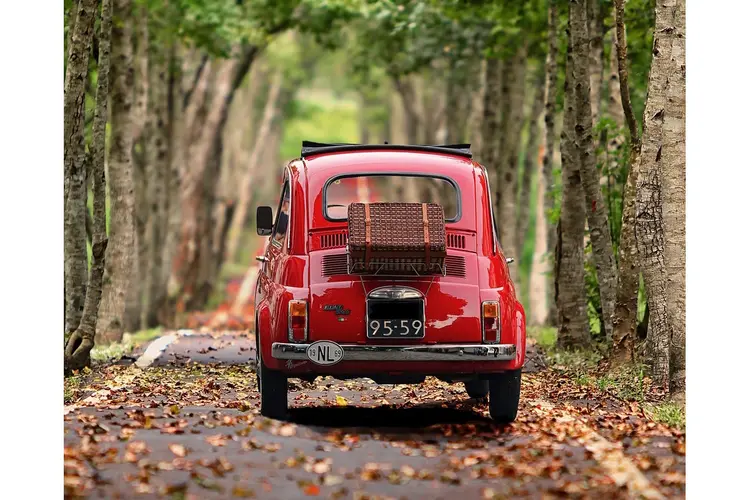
[556, 7, 589, 348]
[63, 0, 97, 338]
[65, 0, 112, 370]
[568, 0, 617, 341]
[96, 0, 136, 344]
[610, 0, 641, 364]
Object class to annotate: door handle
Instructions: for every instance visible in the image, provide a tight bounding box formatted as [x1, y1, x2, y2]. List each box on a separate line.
[256, 255, 268, 263]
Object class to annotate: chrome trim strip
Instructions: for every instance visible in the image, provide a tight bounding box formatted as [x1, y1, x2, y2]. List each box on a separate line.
[368, 286, 423, 300]
[271, 343, 516, 362]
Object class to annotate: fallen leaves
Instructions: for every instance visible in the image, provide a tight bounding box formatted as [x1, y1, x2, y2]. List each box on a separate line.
[168, 443, 187, 457]
[63, 335, 685, 499]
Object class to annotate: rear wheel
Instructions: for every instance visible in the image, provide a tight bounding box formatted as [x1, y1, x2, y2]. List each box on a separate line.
[463, 380, 489, 399]
[488, 369, 522, 423]
[256, 333, 288, 419]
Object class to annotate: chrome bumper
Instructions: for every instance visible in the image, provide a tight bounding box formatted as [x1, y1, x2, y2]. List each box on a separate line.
[271, 343, 517, 362]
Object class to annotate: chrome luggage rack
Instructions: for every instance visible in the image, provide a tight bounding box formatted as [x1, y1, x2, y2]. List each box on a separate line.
[346, 253, 447, 277]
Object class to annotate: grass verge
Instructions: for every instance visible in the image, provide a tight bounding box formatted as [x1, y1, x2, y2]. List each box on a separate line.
[90, 327, 163, 363]
[527, 325, 685, 429]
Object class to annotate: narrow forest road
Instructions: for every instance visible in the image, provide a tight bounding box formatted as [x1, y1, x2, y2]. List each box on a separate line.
[64, 330, 685, 499]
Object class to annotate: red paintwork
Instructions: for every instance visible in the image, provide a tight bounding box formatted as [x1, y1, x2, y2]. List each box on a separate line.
[255, 149, 526, 376]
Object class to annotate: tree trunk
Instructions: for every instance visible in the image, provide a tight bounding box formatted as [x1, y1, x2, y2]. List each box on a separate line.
[65, 0, 112, 372]
[95, 0, 136, 344]
[225, 70, 284, 264]
[517, 74, 545, 254]
[392, 75, 420, 144]
[635, 0, 679, 390]
[167, 46, 259, 319]
[497, 45, 528, 281]
[569, 0, 618, 341]
[64, 0, 98, 336]
[522, 79, 546, 326]
[542, 0, 560, 326]
[557, 9, 591, 349]
[587, 0, 604, 125]
[141, 45, 171, 328]
[610, 0, 641, 365]
[467, 60, 486, 153]
[479, 58, 501, 186]
[158, 44, 184, 325]
[132, 4, 149, 142]
[661, 0, 686, 398]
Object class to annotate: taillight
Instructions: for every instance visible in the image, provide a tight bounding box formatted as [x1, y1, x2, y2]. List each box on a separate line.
[288, 300, 308, 342]
[482, 300, 501, 343]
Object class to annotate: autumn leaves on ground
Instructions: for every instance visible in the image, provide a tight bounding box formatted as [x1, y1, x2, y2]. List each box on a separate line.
[64, 274, 685, 499]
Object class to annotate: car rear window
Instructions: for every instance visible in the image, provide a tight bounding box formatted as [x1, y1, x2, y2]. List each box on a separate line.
[324, 174, 460, 222]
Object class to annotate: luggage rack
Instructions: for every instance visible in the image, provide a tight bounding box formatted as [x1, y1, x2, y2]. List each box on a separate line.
[346, 255, 448, 277]
[301, 140, 472, 159]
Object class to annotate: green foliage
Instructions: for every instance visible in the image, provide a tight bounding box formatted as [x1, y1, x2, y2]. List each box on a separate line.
[528, 326, 557, 350]
[646, 402, 686, 430]
[280, 92, 359, 159]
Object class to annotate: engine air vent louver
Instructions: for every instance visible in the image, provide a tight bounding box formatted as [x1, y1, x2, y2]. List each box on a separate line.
[444, 255, 466, 278]
[319, 231, 348, 249]
[322, 253, 349, 276]
[446, 233, 466, 250]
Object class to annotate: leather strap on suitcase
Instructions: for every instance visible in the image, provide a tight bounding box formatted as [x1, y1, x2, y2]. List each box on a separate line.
[422, 203, 430, 265]
[364, 203, 372, 266]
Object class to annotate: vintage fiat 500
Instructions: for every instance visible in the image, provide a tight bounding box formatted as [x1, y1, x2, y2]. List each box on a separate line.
[254, 142, 526, 422]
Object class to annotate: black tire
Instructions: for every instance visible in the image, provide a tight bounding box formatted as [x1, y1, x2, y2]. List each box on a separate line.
[488, 369, 522, 423]
[464, 380, 489, 399]
[256, 334, 288, 420]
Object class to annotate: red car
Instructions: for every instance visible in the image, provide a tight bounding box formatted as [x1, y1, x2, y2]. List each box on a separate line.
[254, 142, 526, 422]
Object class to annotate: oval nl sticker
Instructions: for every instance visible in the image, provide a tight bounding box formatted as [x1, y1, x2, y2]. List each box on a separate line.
[306, 341, 344, 366]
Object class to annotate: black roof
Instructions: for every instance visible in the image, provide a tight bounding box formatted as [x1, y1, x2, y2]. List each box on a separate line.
[300, 141, 473, 159]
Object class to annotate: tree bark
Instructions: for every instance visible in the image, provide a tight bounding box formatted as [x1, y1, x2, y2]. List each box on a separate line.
[65, 0, 112, 372]
[541, 0, 560, 326]
[467, 59, 486, 154]
[569, 0, 618, 341]
[132, 4, 149, 142]
[64, 0, 98, 336]
[557, 8, 591, 349]
[141, 44, 171, 328]
[635, 0, 678, 390]
[517, 74, 545, 254]
[96, 0, 136, 344]
[158, 44, 184, 325]
[497, 45, 527, 275]
[479, 58, 502, 186]
[610, 0, 641, 365]
[587, 0, 604, 125]
[225, 70, 284, 264]
[661, 0, 686, 398]
[392, 75, 420, 144]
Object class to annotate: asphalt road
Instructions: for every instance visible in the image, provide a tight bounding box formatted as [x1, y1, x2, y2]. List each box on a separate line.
[64, 331, 685, 499]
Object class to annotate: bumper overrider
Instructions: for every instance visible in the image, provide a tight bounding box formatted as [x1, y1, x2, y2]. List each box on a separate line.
[271, 342, 517, 363]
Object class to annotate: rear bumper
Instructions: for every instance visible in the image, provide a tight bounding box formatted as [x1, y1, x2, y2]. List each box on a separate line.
[271, 342, 516, 362]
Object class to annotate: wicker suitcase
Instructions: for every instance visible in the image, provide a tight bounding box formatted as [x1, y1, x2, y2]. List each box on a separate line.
[347, 202, 447, 275]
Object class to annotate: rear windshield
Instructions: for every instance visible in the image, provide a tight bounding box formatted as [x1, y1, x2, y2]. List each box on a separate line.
[324, 174, 460, 222]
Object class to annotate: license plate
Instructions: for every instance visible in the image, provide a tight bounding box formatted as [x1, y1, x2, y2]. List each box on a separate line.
[367, 318, 424, 338]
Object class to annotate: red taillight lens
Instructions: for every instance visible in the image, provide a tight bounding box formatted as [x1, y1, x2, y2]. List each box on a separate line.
[288, 300, 307, 342]
[482, 301, 501, 343]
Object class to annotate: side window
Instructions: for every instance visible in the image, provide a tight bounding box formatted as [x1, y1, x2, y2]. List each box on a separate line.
[271, 181, 290, 248]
